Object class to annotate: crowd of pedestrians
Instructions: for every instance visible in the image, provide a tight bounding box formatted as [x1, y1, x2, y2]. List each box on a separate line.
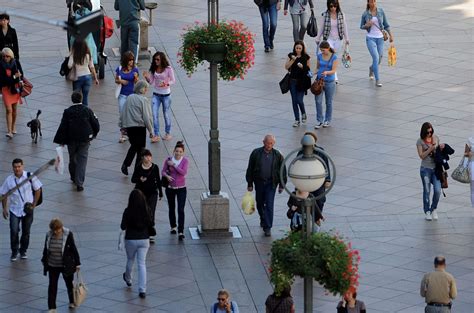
[0, 0, 471, 312]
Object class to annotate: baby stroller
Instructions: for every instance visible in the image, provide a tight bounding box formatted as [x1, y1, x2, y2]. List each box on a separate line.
[67, 0, 113, 79]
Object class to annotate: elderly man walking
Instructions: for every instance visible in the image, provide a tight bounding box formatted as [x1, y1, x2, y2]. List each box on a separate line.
[246, 134, 286, 236]
[420, 256, 457, 313]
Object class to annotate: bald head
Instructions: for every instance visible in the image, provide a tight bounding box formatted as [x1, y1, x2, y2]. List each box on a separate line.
[263, 134, 275, 152]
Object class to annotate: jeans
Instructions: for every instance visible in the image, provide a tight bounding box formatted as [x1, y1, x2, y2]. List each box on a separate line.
[420, 167, 441, 213]
[290, 12, 310, 42]
[123, 127, 146, 169]
[124, 239, 150, 293]
[48, 267, 74, 309]
[166, 187, 187, 233]
[151, 93, 172, 136]
[118, 94, 127, 115]
[68, 141, 90, 187]
[255, 180, 276, 230]
[315, 80, 336, 123]
[259, 4, 278, 48]
[120, 22, 140, 63]
[289, 79, 306, 121]
[366, 36, 384, 81]
[425, 305, 451, 313]
[72, 75, 92, 106]
[10, 211, 34, 255]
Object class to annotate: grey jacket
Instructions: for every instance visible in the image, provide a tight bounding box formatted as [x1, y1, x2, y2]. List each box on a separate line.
[114, 0, 145, 25]
[119, 93, 154, 135]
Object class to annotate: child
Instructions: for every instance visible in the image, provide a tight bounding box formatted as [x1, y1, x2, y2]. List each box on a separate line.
[287, 189, 324, 232]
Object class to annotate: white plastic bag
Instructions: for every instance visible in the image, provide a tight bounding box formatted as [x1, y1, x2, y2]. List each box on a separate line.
[241, 191, 255, 215]
[55, 146, 64, 175]
[118, 230, 125, 250]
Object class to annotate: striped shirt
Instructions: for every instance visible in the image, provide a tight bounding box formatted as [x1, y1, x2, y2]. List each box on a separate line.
[48, 236, 63, 268]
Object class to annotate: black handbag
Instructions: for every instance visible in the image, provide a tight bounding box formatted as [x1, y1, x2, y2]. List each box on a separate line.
[59, 57, 70, 77]
[279, 73, 291, 94]
[306, 11, 318, 37]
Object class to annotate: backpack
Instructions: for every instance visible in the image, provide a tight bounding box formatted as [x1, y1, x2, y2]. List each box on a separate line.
[27, 172, 43, 206]
[213, 301, 235, 313]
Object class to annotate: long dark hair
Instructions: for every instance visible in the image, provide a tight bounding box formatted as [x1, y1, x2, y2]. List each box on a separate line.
[120, 51, 135, 68]
[420, 122, 434, 140]
[272, 286, 292, 299]
[149, 51, 170, 74]
[72, 39, 90, 65]
[366, 0, 376, 11]
[125, 189, 151, 227]
[327, 0, 341, 12]
[319, 41, 335, 54]
[292, 40, 309, 58]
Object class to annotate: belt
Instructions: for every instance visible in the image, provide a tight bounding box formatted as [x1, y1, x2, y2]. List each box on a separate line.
[428, 303, 451, 307]
[153, 92, 170, 97]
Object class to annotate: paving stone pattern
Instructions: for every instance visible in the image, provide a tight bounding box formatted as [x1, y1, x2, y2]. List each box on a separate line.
[0, 0, 473, 312]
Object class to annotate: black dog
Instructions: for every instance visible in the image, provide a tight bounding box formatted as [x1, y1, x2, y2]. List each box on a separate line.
[26, 110, 42, 143]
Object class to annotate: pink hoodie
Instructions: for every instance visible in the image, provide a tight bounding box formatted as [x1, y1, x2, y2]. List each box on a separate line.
[146, 66, 176, 95]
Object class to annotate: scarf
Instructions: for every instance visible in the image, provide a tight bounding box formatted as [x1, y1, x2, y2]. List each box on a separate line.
[322, 11, 344, 40]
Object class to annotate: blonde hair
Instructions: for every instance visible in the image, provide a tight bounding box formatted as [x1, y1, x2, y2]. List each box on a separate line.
[1, 47, 14, 59]
[49, 218, 63, 231]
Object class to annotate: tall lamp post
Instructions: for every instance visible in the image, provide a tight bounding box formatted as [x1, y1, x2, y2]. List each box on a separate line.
[279, 134, 336, 313]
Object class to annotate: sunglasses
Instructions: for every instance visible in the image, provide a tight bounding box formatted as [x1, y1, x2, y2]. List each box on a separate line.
[329, 4, 336, 8]
[217, 298, 227, 301]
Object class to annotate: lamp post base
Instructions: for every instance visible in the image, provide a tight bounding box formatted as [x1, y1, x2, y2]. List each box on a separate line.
[199, 192, 232, 237]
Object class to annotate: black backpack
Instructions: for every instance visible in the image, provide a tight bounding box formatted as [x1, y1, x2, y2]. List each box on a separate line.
[27, 172, 43, 206]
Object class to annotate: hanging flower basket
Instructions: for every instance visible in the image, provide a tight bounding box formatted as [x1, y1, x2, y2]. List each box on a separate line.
[178, 20, 255, 81]
[269, 231, 360, 296]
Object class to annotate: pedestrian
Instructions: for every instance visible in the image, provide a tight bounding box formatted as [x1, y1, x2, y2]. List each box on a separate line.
[284, 0, 314, 42]
[360, 0, 394, 87]
[245, 134, 287, 237]
[315, 0, 350, 83]
[114, 0, 145, 63]
[420, 256, 457, 313]
[337, 287, 366, 313]
[119, 80, 154, 176]
[53, 90, 100, 192]
[466, 137, 474, 208]
[0, 13, 22, 73]
[41, 218, 81, 313]
[131, 149, 163, 243]
[284, 40, 311, 127]
[416, 122, 441, 221]
[121, 189, 154, 299]
[116, 51, 139, 143]
[255, 0, 282, 53]
[314, 41, 338, 129]
[143, 51, 176, 143]
[69, 1, 98, 65]
[0, 47, 22, 138]
[287, 189, 324, 232]
[162, 141, 189, 241]
[0, 158, 42, 261]
[68, 39, 99, 106]
[265, 286, 295, 313]
[210, 289, 239, 313]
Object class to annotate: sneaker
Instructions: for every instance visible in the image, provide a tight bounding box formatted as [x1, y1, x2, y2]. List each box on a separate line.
[118, 136, 127, 143]
[425, 211, 432, 221]
[151, 135, 161, 143]
[432, 210, 438, 220]
[178, 233, 185, 241]
[139, 292, 146, 299]
[369, 66, 374, 80]
[270, 41, 274, 49]
[123, 273, 132, 287]
[162, 133, 172, 141]
[292, 121, 300, 127]
[10, 253, 18, 262]
[48, 310, 57, 313]
[376, 80, 383, 87]
[170, 227, 177, 234]
[149, 236, 155, 243]
[20, 252, 28, 259]
[301, 114, 307, 124]
[314, 122, 323, 129]
[69, 303, 76, 309]
[323, 121, 331, 128]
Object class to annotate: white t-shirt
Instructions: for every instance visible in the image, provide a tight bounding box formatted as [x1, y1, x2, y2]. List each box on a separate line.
[367, 16, 383, 38]
[0, 171, 42, 217]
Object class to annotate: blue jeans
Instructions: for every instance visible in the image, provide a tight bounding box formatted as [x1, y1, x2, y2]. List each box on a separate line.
[255, 180, 276, 230]
[315, 80, 336, 123]
[124, 239, 150, 293]
[10, 211, 34, 255]
[420, 167, 441, 213]
[366, 37, 384, 81]
[118, 94, 127, 114]
[72, 75, 92, 106]
[151, 93, 172, 136]
[290, 12, 310, 42]
[289, 79, 306, 121]
[259, 4, 278, 48]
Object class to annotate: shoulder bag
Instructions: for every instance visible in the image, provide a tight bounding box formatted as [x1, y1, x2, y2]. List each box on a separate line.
[373, 22, 389, 41]
[306, 11, 318, 37]
[451, 157, 470, 184]
[60, 57, 70, 77]
[311, 53, 333, 95]
[20, 77, 33, 97]
[279, 72, 291, 94]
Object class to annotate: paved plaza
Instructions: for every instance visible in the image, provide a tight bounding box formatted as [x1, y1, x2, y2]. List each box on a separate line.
[0, 0, 473, 312]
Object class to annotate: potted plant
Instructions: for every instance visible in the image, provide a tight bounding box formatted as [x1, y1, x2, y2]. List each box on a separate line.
[177, 20, 255, 81]
[269, 231, 360, 296]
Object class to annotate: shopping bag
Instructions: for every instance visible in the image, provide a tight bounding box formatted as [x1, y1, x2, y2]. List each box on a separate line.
[73, 271, 88, 307]
[118, 230, 125, 250]
[55, 146, 65, 175]
[451, 157, 470, 183]
[306, 11, 318, 37]
[241, 191, 255, 215]
[388, 44, 397, 67]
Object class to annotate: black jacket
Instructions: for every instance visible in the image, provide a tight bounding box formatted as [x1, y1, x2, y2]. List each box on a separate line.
[246, 147, 287, 189]
[286, 192, 323, 231]
[131, 163, 163, 198]
[434, 144, 455, 180]
[53, 103, 100, 144]
[120, 206, 154, 240]
[41, 228, 81, 276]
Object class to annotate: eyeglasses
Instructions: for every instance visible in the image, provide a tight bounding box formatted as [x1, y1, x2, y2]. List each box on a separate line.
[217, 298, 226, 301]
